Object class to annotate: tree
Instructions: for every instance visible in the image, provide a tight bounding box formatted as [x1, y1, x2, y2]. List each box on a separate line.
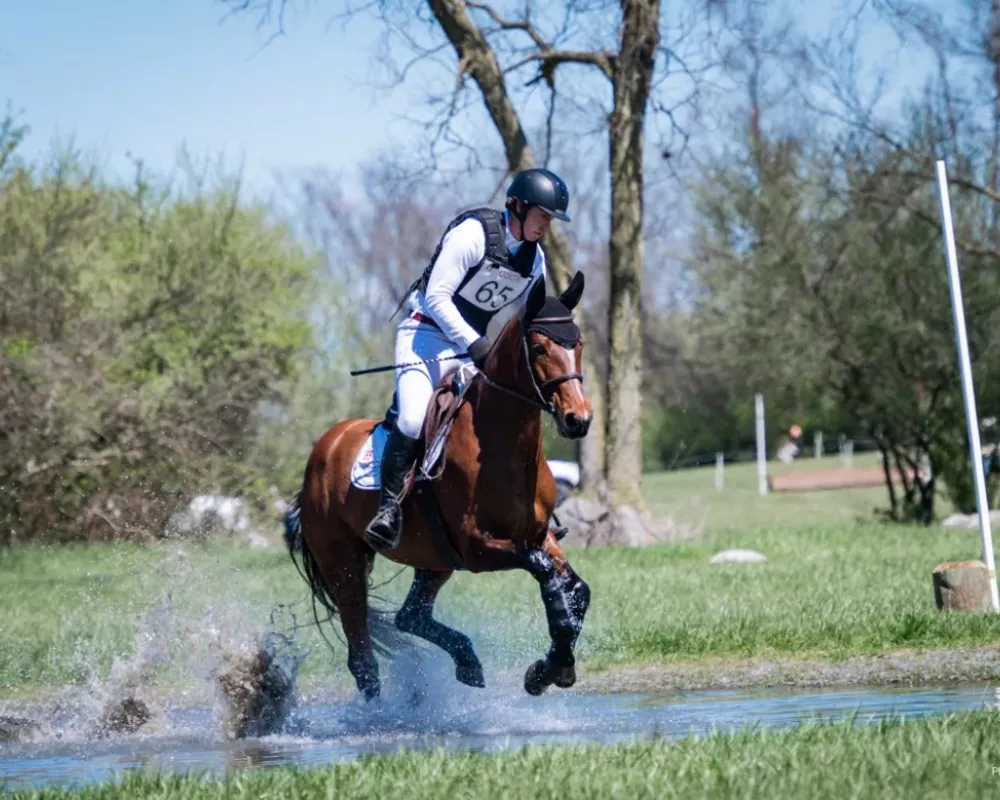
[0, 118, 316, 543]
[222, 0, 723, 509]
[688, 98, 1000, 521]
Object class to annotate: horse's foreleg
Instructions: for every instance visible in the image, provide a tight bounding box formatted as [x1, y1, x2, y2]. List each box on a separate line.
[395, 569, 485, 688]
[543, 532, 590, 650]
[460, 533, 584, 697]
[520, 542, 582, 695]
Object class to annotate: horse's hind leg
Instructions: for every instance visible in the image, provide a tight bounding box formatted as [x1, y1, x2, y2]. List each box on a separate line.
[395, 569, 485, 688]
[306, 530, 381, 701]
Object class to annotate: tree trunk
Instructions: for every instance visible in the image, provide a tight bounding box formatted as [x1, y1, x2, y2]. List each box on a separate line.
[542, 232, 607, 495]
[605, 0, 661, 510]
[876, 437, 899, 519]
[426, 0, 607, 493]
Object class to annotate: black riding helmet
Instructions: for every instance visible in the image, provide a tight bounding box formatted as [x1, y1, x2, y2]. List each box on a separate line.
[506, 168, 571, 223]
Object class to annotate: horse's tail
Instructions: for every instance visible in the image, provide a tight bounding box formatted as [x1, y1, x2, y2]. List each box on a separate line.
[283, 494, 303, 555]
[284, 491, 341, 627]
[283, 488, 411, 659]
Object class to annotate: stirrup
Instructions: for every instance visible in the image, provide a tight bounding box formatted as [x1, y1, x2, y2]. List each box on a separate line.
[364, 500, 403, 550]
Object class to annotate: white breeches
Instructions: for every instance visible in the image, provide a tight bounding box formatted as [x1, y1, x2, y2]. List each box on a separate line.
[394, 318, 464, 440]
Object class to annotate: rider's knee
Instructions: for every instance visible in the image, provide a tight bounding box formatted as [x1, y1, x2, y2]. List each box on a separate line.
[395, 409, 424, 441]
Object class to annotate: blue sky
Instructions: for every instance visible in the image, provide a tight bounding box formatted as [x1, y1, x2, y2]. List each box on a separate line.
[4, 0, 950, 204]
[3, 0, 422, 196]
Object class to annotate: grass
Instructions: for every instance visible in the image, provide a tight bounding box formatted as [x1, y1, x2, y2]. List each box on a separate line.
[8, 710, 1000, 798]
[1, 454, 997, 699]
[643, 451, 957, 533]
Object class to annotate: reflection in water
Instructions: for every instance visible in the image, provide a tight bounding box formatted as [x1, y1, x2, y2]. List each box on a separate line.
[1, 683, 998, 791]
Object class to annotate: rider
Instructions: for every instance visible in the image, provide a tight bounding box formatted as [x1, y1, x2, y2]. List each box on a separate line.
[364, 167, 572, 551]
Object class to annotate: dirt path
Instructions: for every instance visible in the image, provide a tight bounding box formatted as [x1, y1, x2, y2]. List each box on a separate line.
[576, 646, 1000, 694]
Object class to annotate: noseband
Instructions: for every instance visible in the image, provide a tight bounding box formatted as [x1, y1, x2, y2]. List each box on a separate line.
[476, 315, 584, 418]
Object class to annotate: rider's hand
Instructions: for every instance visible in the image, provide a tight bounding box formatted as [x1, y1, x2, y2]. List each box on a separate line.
[467, 336, 491, 368]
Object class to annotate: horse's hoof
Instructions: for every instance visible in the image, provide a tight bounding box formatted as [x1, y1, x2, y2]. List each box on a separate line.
[552, 664, 576, 689]
[456, 663, 485, 688]
[524, 659, 550, 696]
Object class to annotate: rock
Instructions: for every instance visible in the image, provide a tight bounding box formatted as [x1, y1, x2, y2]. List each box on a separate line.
[932, 559, 994, 612]
[610, 505, 655, 548]
[0, 715, 43, 743]
[941, 509, 1000, 529]
[165, 494, 253, 540]
[243, 531, 273, 549]
[555, 498, 699, 548]
[709, 549, 768, 564]
[558, 497, 606, 525]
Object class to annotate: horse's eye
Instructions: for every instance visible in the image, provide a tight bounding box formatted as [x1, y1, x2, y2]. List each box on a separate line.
[532, 343, 546, 358]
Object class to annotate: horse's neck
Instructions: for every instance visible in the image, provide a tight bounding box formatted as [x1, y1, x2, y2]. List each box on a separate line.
[475, 323, 542, 458]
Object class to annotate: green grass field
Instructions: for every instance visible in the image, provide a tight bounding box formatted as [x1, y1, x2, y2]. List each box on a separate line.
[4, 455, 1000, 797]
[8, 711, 1000, 799]
[1, 455, 995, 700]
[643, 451, 954, 533]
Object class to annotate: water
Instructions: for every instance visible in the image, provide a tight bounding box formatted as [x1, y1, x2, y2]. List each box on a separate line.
[2, 683, 998, 791]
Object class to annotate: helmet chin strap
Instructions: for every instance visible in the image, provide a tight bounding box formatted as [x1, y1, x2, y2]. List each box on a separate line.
[513, 200, 531, 235]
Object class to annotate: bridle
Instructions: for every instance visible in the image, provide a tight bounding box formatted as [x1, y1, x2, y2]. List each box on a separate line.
[476, 315, 584, 418]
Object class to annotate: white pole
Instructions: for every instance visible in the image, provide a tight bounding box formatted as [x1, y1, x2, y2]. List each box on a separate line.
[715, 452, 724, 491]
[815, 431, 823, 459]
[935, 159, 999, 612]
[755, 393, 768, 497]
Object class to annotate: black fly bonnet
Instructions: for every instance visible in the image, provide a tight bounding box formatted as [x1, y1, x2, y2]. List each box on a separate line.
[474, 271, 586, 415]
[525, 295, 581, 349]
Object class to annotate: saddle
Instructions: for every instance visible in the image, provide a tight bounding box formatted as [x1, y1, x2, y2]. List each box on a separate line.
[371, 364, 479, 570]
[371, 362, 568, 568]
[382, 361, 479, 482]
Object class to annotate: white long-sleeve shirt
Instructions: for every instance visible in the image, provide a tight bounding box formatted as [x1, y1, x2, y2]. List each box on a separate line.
[407, 210, 547, 351]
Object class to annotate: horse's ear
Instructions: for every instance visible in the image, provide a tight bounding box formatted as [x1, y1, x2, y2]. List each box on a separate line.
[559, 270, 585, 311]
[522, 276, 546, 321]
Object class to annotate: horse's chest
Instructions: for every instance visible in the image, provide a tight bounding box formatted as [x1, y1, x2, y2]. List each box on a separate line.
[474, 459, 539, 530]
[443, 408, 544, 537]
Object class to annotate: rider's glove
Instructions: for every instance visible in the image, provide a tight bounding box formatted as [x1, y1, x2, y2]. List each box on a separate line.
[467, 336, 491, 368]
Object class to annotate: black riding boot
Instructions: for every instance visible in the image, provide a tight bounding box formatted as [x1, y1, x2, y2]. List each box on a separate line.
[364, 425, 421, 551]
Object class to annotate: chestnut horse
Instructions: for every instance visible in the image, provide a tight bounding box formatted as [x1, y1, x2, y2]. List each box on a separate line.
[283, 272, 593, 701]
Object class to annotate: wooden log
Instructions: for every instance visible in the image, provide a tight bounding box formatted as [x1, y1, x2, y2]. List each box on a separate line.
[767, 465, 916, 493]
[932, 560, 994, 612]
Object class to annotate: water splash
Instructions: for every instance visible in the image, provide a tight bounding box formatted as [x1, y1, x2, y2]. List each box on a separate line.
[214, 606, 309, 740]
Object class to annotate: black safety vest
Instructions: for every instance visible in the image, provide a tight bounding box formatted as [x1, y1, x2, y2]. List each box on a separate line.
[395, 208, 538, 336]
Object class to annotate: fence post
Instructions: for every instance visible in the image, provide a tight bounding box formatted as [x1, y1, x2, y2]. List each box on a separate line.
[755, 394, 768, 497]
[936, 158, 999, 611]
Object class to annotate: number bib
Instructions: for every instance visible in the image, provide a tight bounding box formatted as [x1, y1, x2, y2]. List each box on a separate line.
[457, 261, 533, 312]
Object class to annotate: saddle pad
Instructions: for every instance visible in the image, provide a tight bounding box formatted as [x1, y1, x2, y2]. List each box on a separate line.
[350, 424, 431, 491]
[350, 363, 479, 492]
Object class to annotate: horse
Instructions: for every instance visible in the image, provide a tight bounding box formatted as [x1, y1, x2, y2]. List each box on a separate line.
[283, 271, 594, 701]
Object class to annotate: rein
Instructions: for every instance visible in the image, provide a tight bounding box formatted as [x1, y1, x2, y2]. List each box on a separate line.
[476, 315, 583, 418]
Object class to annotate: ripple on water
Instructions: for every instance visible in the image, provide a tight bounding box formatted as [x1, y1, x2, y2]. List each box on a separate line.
[2, 682, 999, 792]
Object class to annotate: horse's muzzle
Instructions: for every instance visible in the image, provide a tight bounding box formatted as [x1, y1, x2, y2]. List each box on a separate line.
[559, 411, 591, 439]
